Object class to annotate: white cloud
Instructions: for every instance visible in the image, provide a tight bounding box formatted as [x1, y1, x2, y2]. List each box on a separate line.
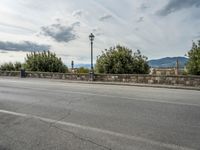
[72, 10, 84, 17]
[39, 21, 80, 43]
[99, 14, 112, 21]
[0, 41, 50, 52]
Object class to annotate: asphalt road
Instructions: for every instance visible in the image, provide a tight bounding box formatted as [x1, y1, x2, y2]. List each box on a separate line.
[0, 77, 200, 150]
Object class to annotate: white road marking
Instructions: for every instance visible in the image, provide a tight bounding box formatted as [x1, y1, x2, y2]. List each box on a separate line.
[0, 109, 194, 150]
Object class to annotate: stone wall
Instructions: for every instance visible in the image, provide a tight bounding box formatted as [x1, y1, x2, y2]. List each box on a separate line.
[25, 71, 90, 81]
[0, 71, 20, 77]
[95, 74, 200, 87]
[0, 71, 200, 87]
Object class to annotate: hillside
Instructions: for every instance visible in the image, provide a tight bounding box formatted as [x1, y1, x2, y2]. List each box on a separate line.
[73, 57, 188, 69]
[148, 57, 188, 68]
[74, 64, 91, 68]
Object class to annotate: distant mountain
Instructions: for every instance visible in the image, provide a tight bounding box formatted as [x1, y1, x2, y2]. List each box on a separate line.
[73, 57, 188, 69]
[74, 64, 91, 68]
[148, 57, 188, 68]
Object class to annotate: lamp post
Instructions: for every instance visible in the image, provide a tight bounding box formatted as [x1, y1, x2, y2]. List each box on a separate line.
[71, 60, 74, 73]
[89, 33, 95, 80]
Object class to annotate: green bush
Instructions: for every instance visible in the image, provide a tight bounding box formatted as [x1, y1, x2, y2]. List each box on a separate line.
[186, 41, 200, 75]
[14, 62, 22, 71]
[0, 62, 23, 71]
[95, 45, 149, 74]
[77, 67, 89, 73]
[25, 51, 68, 73]
[0, 62, 15, 71]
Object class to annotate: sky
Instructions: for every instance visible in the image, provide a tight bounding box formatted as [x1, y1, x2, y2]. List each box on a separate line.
[0, 0, 200, 65]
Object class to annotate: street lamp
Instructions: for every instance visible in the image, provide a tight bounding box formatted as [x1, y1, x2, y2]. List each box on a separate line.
[71, 60, 74, 73]
[89, 33, 95, 80]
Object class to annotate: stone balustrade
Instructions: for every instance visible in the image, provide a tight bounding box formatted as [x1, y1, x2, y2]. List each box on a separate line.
[0, 71, 200, 87]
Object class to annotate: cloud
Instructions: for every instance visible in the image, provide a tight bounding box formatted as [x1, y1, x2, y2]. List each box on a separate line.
[92, 27, 103, 36]
[40, 21, 80, 43]
[158, 0, 200, 16]
[72, 10, 83, 17]
[137, 17, 144, 23]
[99, 14, 112, 21]
[134, 27, 139, 31]
[0, 22, 35, 33]
[0, 50, 8, 54]
[194, 32, 200, 39]
[140, 4, 149, 10]
[0, 41, 50, 52]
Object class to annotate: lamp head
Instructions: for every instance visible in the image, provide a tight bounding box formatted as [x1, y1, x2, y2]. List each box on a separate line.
[89, 33, 95, 41]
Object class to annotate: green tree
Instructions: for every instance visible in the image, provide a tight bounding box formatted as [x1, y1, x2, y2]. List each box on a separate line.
[186, 41, 200, 75]
[0, 62, 23, 71]
[77, 67, 89, 73]
[95, 45, 149, 74]
[14, 62, 22, 71]
[0, 62, 15, 71]
[24, 51, 68, 73]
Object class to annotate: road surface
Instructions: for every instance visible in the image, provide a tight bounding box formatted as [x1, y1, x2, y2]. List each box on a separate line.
[0, 77, 200, 150]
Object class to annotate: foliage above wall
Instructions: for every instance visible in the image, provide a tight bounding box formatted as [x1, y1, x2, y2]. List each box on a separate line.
[187, 41, 200, 75]
[95, 45, 150, 74]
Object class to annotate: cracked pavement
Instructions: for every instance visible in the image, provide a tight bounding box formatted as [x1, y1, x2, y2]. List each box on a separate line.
[0, 77, 200, 150]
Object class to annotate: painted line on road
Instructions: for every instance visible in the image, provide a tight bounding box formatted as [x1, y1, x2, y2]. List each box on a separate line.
[0, 109, 194, 150]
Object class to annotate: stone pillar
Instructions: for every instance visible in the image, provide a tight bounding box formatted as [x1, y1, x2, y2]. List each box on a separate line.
[175, 59, 179, 75]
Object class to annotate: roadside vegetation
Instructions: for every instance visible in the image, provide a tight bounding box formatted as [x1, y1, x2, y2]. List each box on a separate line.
[24, 51, 67, 73]
[0, 62, 22, 71]
[95, 45, 149, 74]
[0, 51, 68, 73]
[77, 67, 89, 74]
[186, 41, 200, 75]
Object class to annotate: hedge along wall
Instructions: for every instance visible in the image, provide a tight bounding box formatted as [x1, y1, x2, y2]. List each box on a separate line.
[0, 71, 200, 87]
